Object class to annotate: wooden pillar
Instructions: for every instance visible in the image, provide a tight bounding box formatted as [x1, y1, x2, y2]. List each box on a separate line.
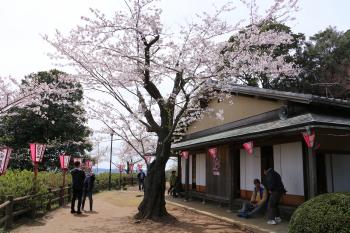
[185, 156, 190, 201]
[307, 148, 317, 198]
[177, 155, 181, 182]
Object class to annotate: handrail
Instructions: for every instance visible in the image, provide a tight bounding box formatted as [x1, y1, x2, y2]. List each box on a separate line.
[0, 200, 10, 210]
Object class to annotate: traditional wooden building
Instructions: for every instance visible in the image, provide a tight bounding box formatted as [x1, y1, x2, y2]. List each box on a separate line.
[172, 85, 350, 208]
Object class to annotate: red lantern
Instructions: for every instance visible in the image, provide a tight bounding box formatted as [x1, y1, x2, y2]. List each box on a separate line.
[145, 155, 152, 164]
[85, 160, 93, 169]
[302, 130, 315, 148]
[59, 154, 71, 170]
[0, 147, 13, 175]
[208, 148, 217, 159]
[118, 164, 125, 172]
[243, 141, 254, 155]
[180, 151, 189, 159]
[29, 143, 46, 179]
[137, 163, 143, 171]
[129, 163, 134, 172]
[30, 143, 46, 163]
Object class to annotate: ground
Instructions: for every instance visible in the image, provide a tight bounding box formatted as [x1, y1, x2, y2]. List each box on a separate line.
[12, 188, 245, 233]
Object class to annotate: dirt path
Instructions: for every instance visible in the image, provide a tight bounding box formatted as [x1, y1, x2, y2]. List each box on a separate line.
[12, 190, 244, 233]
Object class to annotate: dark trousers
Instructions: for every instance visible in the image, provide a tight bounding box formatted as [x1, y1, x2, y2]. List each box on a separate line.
[71, 189, 83, 211]
[138, 179, 144, 191]
[168, 185, 174, 195]
[267, 191, 282, 220]
[82, 190, 93, 211]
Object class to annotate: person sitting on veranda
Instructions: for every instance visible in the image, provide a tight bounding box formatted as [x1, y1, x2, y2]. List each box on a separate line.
[238, 178, 268, 218]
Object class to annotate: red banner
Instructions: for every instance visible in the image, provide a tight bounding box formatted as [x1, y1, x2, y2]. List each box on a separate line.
[243, 141, 254, 155]
[59, 154, 71, 170]
[0, 147, 12, 175]
[180, 151, 189, 159]
[30, 143, 46, 163]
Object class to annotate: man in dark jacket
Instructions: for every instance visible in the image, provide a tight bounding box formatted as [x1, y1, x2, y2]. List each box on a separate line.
[137, 169, 146, 191]
[82, 170, 95, 211]
[264, 168, 286, 225]
[70, 161, 85, 214]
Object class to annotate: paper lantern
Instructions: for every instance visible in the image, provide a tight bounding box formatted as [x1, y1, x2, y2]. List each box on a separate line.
[129, 163, 134, 172]
[145, 155, 152, 164]
[85, 160, 93, 169]
[180, 151, 189, 159]
[29, 143, 46, 163]
[59, 154, 71, 170]
[118, 164, 125, 172]
[243, 141, 254, 155]
[208, 148, 217, 159]
[0, 147, 13, 175]
[302, 130, 315, 148]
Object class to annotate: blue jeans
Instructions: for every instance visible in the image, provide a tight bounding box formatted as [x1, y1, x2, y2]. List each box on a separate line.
[240, 201, 266, 217]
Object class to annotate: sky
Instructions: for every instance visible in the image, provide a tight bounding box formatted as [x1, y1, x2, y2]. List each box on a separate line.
[0, 0, 349, 168]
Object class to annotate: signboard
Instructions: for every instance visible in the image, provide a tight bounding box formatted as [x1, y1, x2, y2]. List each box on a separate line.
[30, 143, 46, 163]
[208, 148, 220, 176]
[0, 147, 12, 175]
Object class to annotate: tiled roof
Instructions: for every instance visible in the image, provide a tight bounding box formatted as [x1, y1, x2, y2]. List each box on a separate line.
[219, 85, 350, 109]
[171, 113, 350, 149]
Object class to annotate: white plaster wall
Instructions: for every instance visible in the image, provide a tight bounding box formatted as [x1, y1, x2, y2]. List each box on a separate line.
[273, 142, 304, 195]
[195, 153, 206, 186]
[240, 147, 261, 191]
[326, 154, 350, 192]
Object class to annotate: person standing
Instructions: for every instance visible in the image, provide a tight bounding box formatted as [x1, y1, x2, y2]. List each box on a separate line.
[264, 168, 287, 225]
[70, 161, 85, 214]
[168, 171, 177, 196]
[82, 170, 95, 211]
[137, 169, 146, 191]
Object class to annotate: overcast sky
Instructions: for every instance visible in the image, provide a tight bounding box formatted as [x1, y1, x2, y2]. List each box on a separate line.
[1, 0, 349, 168]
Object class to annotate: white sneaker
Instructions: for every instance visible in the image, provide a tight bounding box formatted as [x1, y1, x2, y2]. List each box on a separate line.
[275, 217, 282, 223]
[267, 220, 277, 225]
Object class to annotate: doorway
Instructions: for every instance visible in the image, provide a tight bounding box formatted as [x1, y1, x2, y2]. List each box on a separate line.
[260, 146, 274, 183]
[192, 154, 196, 190]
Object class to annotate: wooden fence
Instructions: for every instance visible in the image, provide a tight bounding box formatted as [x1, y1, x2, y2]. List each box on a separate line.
[0, 177, 137, 230]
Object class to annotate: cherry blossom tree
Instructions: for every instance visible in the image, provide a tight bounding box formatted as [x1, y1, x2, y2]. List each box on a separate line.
[46, 0, 299, 219]
[0, 74, 76, 117]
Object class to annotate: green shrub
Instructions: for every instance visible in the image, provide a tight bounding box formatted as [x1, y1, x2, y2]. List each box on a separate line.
[0, 170, 71, 198]
[289, 193, 350, 233]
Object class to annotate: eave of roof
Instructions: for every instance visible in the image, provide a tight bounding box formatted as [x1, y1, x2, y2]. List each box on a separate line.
[171, 113, 350, 150]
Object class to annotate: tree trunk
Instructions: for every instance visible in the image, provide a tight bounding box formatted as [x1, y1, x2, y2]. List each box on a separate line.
[135, 143, 170, 219]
